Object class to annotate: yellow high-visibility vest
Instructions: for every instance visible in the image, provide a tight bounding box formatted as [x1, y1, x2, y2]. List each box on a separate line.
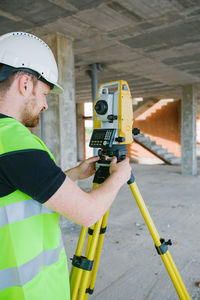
[0, 116, 70, 300]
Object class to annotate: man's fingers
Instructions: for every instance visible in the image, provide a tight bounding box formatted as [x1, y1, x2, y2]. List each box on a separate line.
[124, 157, 130, 163]
[87, 156, 100, 163]
[87, 156, 129, 165]
[111, 156, 117, 164]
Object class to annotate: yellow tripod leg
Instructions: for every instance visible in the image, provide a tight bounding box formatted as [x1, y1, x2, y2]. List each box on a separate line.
[76, 181, 110, 299]
[84, 183, 100, 258]
[129, 181, 191, 300]
[87, 210, 109, 294]
[70, 181, 109, 300]
[70, 226, 88, 300]
[78, 217, 103, 299]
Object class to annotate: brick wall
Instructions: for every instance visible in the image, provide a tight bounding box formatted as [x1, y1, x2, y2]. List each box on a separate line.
[128, 100, 181, 158]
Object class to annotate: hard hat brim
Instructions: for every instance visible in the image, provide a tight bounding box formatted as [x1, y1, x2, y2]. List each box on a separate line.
[51, 83, 64, 94]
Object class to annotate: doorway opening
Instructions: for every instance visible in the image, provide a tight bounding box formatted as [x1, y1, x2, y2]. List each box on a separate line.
[84, 102, 93, 159]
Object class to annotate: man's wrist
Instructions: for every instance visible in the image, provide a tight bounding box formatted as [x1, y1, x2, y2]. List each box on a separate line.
[109, 171, 123, 186]
[65, 166, 80, 181]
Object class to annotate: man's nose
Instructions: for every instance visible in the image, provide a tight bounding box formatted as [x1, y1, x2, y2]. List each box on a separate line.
[43, 98, 48, 111]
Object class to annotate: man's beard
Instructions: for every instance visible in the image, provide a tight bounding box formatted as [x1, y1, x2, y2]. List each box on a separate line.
[21, 107, 41, 128]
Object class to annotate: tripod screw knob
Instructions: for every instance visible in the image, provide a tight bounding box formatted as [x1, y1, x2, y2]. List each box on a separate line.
[107, 114, 118, 121]
[98, 149, 103, 156]
[115, 137, 125, 143]
[132, 128, 140, 136]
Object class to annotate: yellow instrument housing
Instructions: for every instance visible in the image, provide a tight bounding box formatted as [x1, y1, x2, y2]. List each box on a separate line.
[93, 80, 133, 145]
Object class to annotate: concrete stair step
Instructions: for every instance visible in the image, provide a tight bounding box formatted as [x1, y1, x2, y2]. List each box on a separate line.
[155, 148, 168, 155]
[136, 133, 145, 138]
[134, 132, 181, 165]
[134, 134, 157, 148]
[150, 144, 162, 151]
[135, 136, 148, 143]
[167, 157, 181, 164]
[142, 140, 155, 147]
[162, 152, 175, 159]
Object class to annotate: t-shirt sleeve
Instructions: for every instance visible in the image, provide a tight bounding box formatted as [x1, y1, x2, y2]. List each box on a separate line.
[0, 149, 66, 203]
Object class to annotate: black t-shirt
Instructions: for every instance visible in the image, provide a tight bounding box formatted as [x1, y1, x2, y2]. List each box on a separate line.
[0, 114, 66, 203]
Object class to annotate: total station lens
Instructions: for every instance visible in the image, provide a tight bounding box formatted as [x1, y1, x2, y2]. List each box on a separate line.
[95, 100, 108, 115]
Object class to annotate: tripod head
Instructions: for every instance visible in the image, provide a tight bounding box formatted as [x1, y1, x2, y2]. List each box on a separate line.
[97, 144, 128, 162]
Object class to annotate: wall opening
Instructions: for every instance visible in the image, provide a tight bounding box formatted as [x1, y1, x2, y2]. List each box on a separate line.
[84, 102, 93, 159]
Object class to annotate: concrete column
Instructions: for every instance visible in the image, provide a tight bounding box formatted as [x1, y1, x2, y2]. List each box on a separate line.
[181, 85, 197, 175]
[76, 103, 85, 161]
[33, 33, 77, 171]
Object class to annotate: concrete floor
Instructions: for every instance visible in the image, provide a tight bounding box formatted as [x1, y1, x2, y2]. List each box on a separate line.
[62, 156, 200, 300]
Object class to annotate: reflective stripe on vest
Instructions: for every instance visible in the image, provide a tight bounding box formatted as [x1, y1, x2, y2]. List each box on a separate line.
[0, 198, 55, 227]
[0, 235, 63, 290]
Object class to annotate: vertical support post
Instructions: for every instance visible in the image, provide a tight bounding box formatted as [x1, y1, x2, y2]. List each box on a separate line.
[86, 63, 108, 157]
[39, 33, 77, 229]
[40, 33, 77, 171]
[181, 85, 197, 175]
[87, 64, 98, 156]
[91, 64, 98, 156]
[91, 63, 98, 102]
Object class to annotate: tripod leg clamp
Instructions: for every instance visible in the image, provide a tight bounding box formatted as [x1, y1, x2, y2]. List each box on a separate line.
[127, 171, 135, 185]
[88, 226, 107, 235]
[86, 288, 94, 295]
[155, 238, 172, 255]
[71, 255, 94, 271]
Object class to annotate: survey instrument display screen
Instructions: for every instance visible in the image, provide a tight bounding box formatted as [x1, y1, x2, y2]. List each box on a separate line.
[89, 129, 116, 148]
[92, 131, 105, 140]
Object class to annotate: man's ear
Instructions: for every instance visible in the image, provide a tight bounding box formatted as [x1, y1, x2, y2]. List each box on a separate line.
[18, 74, 33, 96]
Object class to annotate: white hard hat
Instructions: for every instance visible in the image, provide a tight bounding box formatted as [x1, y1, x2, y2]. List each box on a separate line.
[0, 32, 63, 94]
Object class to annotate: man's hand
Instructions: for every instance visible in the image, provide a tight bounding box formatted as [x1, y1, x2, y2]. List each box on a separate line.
[109, 156, 131, 184]
[76, 156, 100, 180]
[65, 156, 100, 181]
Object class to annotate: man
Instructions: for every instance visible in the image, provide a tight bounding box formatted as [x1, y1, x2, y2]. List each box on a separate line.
[0, 32, 131, 300]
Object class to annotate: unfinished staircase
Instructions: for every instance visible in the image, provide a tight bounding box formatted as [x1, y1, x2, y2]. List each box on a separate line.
[134, 133, 181, 165]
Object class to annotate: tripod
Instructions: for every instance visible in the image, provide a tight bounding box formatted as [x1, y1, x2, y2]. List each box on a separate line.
[70, 145, 191, 300]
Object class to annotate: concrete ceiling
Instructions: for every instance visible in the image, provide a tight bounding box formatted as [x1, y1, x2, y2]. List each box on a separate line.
[0, 0, 200, 104]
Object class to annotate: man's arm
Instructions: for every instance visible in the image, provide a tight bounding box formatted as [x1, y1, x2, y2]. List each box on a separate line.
[44, 157, 131, 227]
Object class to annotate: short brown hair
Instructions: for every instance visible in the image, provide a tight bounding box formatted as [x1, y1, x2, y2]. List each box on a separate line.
[0, 64, 38, 97]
